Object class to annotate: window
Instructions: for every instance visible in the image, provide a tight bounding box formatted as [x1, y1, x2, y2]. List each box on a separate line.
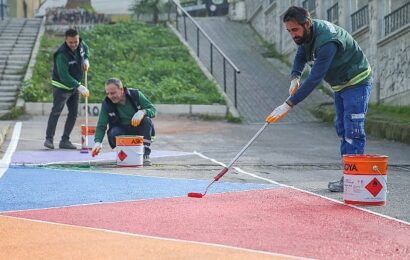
[302, 0, 316, 17]
[327, 3, 338, 25]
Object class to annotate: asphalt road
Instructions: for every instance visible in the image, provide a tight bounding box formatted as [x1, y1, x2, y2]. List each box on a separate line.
[1, 114, 409, 223]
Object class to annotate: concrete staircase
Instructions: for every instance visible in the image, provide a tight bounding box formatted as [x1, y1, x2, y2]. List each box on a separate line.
[0, 18, 42, 117]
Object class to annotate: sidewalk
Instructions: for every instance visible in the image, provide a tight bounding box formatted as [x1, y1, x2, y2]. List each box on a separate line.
[184, 17, 332, 123]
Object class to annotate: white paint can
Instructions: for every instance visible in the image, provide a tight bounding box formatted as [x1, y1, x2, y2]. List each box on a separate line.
[115, 135, 144, 167]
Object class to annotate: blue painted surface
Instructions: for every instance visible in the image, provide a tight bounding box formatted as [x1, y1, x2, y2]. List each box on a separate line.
[0, 167, 279, 212]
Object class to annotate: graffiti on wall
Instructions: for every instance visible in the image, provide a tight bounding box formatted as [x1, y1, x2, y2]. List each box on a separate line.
[45, 7, 110, 25]
[81, 104, 101, 117]
[378, 32, 410, 101]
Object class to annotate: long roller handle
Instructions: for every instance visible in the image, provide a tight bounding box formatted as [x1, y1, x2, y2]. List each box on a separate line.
[85, 71, 89, 148]
[214, 122, 269, 181]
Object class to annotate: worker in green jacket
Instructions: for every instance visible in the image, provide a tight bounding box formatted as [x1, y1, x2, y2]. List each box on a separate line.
[91, 78, 156, 166]
[266, 6, 372, 192]
[44, 28, 90, 150]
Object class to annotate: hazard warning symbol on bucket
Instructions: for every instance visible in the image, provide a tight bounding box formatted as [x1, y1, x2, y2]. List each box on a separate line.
[118, 150, 128, 161]
[365, 178, 383, 197]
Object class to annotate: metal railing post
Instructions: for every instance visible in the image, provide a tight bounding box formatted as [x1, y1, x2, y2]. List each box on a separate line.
[223, 58, 226, 92]
[210, 43, 213, 74]
[196, 27, 199, 57]
[183, 14, 187, 40]
[169, 0, 240, 110]
[234, 69, 237, 108]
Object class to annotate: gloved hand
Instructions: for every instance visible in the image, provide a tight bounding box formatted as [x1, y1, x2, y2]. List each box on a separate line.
[266, 102, 292, 123]
[83, 59, 90, 72]
[131, 110, 145, 127]
[78, 85, 90, 97]
[91, 142, 102, 157]
[289, 78, 300, 96]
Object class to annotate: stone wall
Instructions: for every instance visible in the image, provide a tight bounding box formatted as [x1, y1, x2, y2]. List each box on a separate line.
[240, 0, 410, 105]
[377, 25, 410, 104]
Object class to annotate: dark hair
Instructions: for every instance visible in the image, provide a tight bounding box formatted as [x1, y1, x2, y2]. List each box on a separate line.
[105, 78, 123, 88]
[65, 28, 79, 37]
[283, 6, 312, 25]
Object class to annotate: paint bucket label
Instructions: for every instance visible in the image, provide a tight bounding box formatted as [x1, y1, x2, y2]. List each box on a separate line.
[81, 125, 96, 150]
[115, 135, 144, 167]
[343, 154, 388, 206]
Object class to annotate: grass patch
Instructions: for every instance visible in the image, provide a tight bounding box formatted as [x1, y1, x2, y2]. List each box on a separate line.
[22, 21, 225, 106]
[367, 104, 410, 124]
[0, 107, 24, 120]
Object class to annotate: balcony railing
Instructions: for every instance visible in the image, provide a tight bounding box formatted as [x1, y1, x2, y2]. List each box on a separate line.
[384, 2, 410, 36]
[327, 3, 339, 25]
[302, 0, 316, 16]
[351, 5, 369, 33]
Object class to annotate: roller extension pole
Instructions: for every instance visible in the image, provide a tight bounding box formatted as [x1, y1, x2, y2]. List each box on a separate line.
[80, 71, 89, 153]
[188, 122, 269, 198]
[85, 71, 89, 150]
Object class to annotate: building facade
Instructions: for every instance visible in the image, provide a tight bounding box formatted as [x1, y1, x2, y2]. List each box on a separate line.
[236, 0, 410, 105]
[5, 0, 45, 18]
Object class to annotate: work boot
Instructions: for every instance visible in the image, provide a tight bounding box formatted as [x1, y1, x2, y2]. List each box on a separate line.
[328, 176, 344, 192]
[143, 155, 152, 166]
[44, 139, 54, 149]
[59, 140, 77, 150]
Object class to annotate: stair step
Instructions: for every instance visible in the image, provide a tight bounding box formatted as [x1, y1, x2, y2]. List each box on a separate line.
[0, 109, 10, 116]
[0, 64, 25, 70]
[1, 75, 23, 81]
[1, 90, 17, 95]
[0, 17, 42, 113]
[3, 68, 25, 75]
[1, 54, 30, 59]
[0, 81, 20, 87]
[3, 60, 28, 66]
[0, 90, 17, 96]
[0, 104, 14, 110]
[0, 86, 19, 91]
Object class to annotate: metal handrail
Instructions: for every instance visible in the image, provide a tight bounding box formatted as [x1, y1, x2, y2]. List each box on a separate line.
[171, 0, 240, 72]
[168, 0, 240, 108]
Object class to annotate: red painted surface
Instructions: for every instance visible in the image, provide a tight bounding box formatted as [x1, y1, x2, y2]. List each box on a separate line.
[5, 188, 410, 259]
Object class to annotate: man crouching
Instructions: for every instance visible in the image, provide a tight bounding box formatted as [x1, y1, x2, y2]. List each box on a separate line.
[91, 78, 156, 166]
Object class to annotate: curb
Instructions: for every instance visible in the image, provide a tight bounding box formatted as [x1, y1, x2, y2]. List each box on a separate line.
[24, 102, 229, 117]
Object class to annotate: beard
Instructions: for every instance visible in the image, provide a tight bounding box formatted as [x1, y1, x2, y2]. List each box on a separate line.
[293, 27, 311, 45]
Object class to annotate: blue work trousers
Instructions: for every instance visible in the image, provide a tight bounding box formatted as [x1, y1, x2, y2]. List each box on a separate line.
[107, 117, 154, 156]
[334, 82, 372, 156]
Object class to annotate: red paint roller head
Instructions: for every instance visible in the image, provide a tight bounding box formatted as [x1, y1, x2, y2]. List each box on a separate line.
[187, 192, 203, 198]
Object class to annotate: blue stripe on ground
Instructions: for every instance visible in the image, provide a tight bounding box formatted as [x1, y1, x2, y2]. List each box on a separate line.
[0, 167, 278, 212]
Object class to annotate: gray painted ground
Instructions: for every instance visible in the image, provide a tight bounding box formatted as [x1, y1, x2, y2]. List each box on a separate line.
[1, 114, 409, 223]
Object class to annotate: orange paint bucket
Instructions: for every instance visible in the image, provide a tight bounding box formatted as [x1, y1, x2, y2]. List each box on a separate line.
[81, 125, 96, 150]
[115, 135, 144, 167]
[343, 154, 388, 206]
